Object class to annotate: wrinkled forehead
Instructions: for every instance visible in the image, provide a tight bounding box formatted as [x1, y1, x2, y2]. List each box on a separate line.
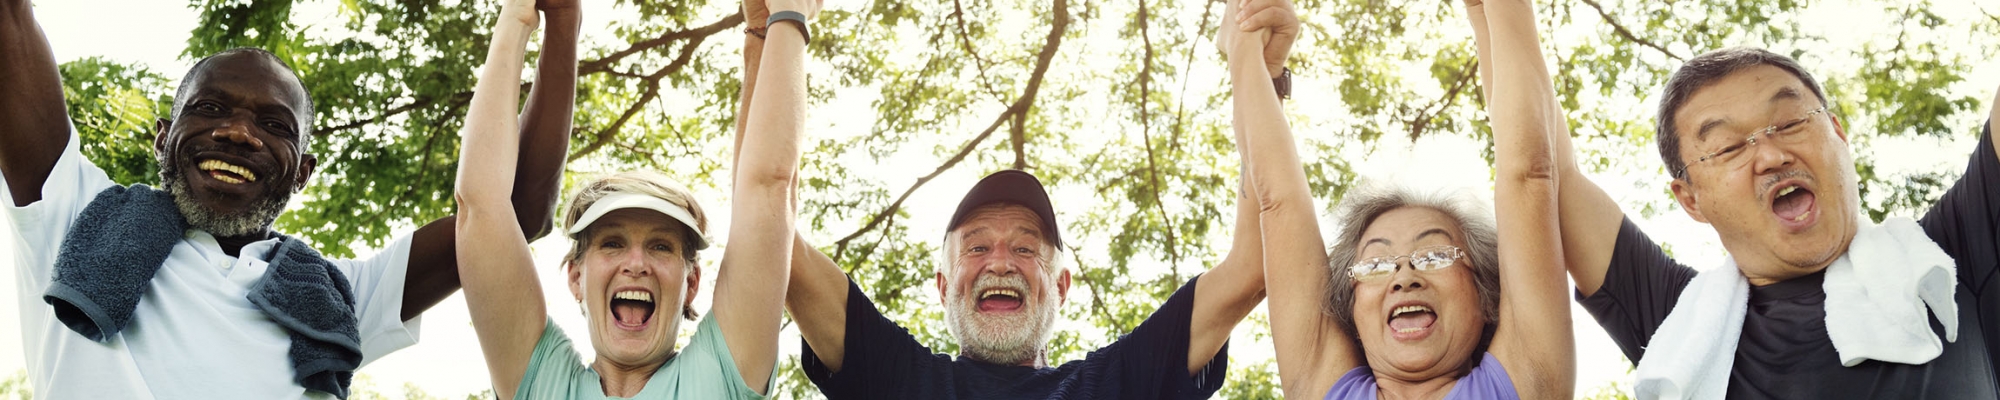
[1675, 65, 1816, 146]
[1358, 206, 1464, 256]
[950, 204, 1050, 244]
[179, 53, 313, 124]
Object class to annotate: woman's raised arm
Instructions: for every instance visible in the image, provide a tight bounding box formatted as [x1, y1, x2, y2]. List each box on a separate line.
[707, 0, 820, 393]
[1223, 0, 1360, 396]
[1464, 0, 1576, 398]
[451, 1, 549, 398]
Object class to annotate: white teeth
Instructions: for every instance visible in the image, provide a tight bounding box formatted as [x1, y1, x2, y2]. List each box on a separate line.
[1777, 186, 1797, 197]
[1390, 305, 1433, 318]
[980, 289, 1020, 300]
[198, 159, 259, 182]
[1794, 212, 1809, 222]
[1396, 327, 1423, 333]
[612, 291, 653, 303]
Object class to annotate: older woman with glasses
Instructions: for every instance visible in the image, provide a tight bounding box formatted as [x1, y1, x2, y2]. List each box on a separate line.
[1220, 0, 1576, 397]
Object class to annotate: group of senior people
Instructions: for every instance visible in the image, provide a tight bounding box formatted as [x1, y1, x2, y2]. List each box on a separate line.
[2, 0, 1997, 397]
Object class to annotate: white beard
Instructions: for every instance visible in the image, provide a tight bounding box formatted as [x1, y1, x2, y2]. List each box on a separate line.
[943, 273, 1060, 366]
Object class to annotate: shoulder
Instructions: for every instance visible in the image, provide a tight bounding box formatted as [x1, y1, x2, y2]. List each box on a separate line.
[517, 320, 592, 396]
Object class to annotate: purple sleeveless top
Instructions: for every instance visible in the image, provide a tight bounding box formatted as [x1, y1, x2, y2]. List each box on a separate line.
[1321, 352, 1519, 400]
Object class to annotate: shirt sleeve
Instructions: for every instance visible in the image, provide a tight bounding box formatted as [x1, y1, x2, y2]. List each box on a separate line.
[329, 234, 420, 366]
[1084, 275, 1228, 399]
[1575, 216, 1698, 363]
[514, 319, 590, 398]
[1919, 120, 2000, 372]
[799, 278, 951, 398]
[2, 129, 117, 288]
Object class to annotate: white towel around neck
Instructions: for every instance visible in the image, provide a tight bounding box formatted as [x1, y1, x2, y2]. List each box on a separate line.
[1632, 217, 1957, 400]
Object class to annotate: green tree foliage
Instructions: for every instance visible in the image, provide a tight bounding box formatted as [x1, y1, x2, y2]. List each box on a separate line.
[50, 0, 2000, 398]
[0, 369, 29, 400]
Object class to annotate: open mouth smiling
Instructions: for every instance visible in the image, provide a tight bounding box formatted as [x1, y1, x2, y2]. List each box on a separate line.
[197, 158, 261, 185]
[1387, 303, 1437, 340]
[1767, 180, 1818, 230]
[976, 288, 1024, 313]
[609, 289, 657, 331]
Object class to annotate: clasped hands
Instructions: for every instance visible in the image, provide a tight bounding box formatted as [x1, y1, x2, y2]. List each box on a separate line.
[1216, 0, 1299, 77]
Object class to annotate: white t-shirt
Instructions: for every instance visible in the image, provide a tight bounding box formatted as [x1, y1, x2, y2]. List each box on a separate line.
[1, 133, 422, 399]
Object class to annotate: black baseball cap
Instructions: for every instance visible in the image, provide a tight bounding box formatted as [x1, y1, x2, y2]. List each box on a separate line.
[946, 169, 1064, 250]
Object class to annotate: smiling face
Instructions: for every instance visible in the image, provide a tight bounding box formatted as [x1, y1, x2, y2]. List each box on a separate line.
[154, 50, 317, 238]
[566, 209, 700, 370]
[1349, 206, 1486, 381]
[936, 203, 1071, 367]
[1668, 65, 1860, 284]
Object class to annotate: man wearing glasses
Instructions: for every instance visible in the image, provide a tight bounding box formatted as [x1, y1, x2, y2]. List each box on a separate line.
[1542, 46, 2000, 397]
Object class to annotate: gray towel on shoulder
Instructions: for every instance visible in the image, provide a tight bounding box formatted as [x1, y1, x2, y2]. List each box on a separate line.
[44, 184, 183, 341]
[46, 184, 364, 399]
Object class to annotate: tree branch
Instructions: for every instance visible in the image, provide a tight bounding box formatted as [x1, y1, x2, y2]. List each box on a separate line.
[952, 0, 1009, 101]
[1406, 60, 1474, 141]
[578, 12, 745, 76]
[1580, 0, 1683, 61]
[831, 0, 1072, 259]
[568, 34, 712, 160]
[1132, 0, 1184, 278]
[317, 13, 742, 137]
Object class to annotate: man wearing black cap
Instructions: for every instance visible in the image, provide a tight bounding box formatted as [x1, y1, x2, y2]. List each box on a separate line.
[779, 169, 1269, 399]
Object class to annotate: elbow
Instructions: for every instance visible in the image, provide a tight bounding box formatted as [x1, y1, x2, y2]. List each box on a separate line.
[737, 161, 799, 193]
[1252, 187, 1311, 221]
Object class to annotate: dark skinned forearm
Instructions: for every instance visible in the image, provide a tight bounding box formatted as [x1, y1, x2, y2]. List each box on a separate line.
[510, 8, 578, 241]
[399, 10, 579, 321]
[0, 0, 73, 206]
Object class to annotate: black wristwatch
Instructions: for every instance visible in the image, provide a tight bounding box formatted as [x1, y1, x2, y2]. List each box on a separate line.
[1273, 67, 1292, 100]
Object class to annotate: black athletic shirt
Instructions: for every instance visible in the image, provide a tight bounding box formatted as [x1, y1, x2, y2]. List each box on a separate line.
[800, 276, 1228, 400]
[1578, 123, 2000, 399]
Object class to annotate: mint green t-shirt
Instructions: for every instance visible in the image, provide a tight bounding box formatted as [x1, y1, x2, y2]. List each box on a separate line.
[513, 315, 770, 399]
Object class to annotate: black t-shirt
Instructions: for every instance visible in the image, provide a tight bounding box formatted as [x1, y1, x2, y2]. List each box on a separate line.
[801, 276, 1228, 400]
[1578, 123, 2000, 399]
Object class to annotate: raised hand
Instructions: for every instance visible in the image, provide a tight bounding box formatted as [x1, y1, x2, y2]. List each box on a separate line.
[1216, 0, 1298, 75]
[501, 0, 539, 29]
[1238, 0, 1297, 75]
[745, 0, 771, 31]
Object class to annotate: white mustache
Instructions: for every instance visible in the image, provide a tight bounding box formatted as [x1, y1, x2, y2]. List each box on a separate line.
[968, 274, 1031, 301]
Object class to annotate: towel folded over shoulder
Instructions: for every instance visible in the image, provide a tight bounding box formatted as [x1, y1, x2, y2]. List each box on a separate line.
[44, 184, 365, 399]
[1633, 217, 1957, 400]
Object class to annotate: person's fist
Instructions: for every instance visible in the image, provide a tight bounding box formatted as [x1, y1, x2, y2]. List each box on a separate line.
[502, 0, 540, 28]
[744, 0, 771, 30]
[1235, 0, 1298, 76]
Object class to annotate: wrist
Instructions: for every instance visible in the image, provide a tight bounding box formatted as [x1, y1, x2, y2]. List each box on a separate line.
[542, 9, 582, 28]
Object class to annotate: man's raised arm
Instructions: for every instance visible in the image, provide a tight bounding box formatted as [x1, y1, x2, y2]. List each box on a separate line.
[401, 0, 580, 321]
[0, 0, 74, 206]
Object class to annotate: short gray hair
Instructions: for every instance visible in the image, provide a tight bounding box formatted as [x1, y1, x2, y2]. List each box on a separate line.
[1323, 182, 1501, 377]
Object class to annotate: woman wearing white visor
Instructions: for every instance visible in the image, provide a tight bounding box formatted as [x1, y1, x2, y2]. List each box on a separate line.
[451, 0, 815, 397]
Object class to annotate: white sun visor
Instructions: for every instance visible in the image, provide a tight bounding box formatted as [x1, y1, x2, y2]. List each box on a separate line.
[565, 192, 713, 250]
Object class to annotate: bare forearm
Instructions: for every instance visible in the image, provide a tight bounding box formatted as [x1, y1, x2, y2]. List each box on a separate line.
[1481, 1, 1575, 395]
[1231, 38, 1347, 398]
[452, 4, 548, 398]
[733, 35, 765, 165]
[0, 0, 71, 205]
[713, 21, 809, 395]
[785, 234, 851, 372]
[510, 9, 580, 240]
[1187, 169, 1268, 374]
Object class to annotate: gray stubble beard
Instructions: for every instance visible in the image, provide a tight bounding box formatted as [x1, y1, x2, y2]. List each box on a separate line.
[158, 154, 293, 238]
